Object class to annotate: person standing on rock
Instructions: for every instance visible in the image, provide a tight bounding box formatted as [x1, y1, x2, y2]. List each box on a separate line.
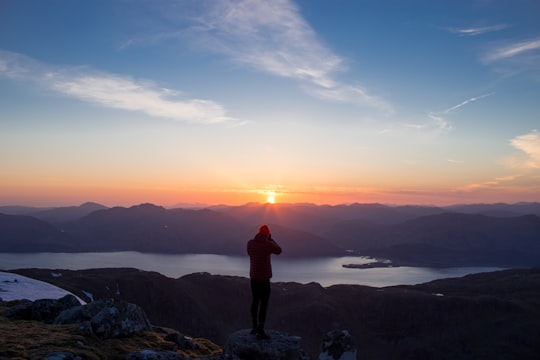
[247, 224, 282, 339]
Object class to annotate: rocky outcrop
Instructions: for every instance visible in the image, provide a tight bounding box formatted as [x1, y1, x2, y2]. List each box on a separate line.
[223, 329, 358, 360]
[3, 294, 152, 339]
[0, 295, 224, 359]
[4, 294, 81, 323]
[224, 329, 309, 360]
[54, 297, 153, 338]
[319, 330, 356, 360]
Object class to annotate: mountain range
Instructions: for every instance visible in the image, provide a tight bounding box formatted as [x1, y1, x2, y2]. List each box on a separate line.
[1, 202, 540, 267]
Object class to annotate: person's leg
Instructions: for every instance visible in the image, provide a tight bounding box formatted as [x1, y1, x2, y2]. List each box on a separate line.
[257, 280, 271, 338]
[250, 279, 261, 334]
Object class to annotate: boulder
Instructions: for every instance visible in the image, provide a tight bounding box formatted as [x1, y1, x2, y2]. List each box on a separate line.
[54, 298, 152, 338]
[4, 295, 81, 323]
[319, 330, 356, 360]
[224, 329, 309, 360]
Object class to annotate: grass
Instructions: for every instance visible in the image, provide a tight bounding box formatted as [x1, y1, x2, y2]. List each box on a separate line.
[0, 301, 222, 360]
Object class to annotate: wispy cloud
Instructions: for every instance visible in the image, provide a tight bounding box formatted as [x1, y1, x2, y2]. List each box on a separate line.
[425, 112, 454, 132]
[506, 130, 540, 169]
[412, 93, 493, 132]
[186, 0, 392, 112]
[462, 130, 540, 193]
[0, 50, 237, 125]
[447, 24, 509, 36]
[456, 174, 524, 192]
[484, 38, 540, 62]
[442, 93, 493, 113]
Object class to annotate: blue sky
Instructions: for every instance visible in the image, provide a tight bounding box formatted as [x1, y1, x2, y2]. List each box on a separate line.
[1, 0, 539, 207]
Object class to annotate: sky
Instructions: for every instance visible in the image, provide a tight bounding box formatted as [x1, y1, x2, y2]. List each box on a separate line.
[1, 0, 539, 207]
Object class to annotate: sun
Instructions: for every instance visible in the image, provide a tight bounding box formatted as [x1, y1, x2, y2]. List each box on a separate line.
[266, 192, 276, 204]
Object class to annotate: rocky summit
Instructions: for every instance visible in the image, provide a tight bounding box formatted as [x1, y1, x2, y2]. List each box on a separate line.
[224, 329, 309, 360]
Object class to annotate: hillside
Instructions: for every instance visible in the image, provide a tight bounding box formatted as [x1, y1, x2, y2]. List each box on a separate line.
[8, 267, 540, 359]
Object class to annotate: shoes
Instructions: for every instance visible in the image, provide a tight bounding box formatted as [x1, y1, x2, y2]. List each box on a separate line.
[250, 323, 271, 340]
[256, 330, 270, 340]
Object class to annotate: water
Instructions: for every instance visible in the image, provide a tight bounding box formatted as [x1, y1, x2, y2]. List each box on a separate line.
[0, 252, 503, 287]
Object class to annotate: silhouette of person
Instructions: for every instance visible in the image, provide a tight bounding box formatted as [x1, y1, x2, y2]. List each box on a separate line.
[247, 224, 282, 339]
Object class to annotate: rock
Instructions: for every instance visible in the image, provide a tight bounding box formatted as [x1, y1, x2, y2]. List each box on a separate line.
[126, 349, 189, 360]
[54, 298, 152, 338]
[4, 295, 81, 323]
[319, 330, 356, 360]
[224, 329, 309, 360]
[41, 352, 82, 360]
[2, 299, 32, 318]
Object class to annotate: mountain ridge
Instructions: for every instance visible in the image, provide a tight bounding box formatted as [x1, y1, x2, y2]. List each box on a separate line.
[1, 202, 540, 266]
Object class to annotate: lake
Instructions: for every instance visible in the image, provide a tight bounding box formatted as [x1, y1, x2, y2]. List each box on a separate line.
[0, 252, 503, 287]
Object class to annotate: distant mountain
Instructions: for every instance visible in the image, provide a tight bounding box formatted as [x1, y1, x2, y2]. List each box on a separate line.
[0, 205, 53, 215]
[2, 201, 540, 266]
[58, 203, 342, 257]
[60, 203, 247, 253]
[213, 202, 446, 231]
[11, 267, 540, 359]
[328, 213, 540, 267]
[0, 202, 108, 223]
[443, 202, 540, 217]
[29, 202, 109, 223]
[0, 213, 73, 252]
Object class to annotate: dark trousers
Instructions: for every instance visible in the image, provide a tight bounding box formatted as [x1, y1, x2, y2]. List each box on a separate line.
[250, 279, 271, 328]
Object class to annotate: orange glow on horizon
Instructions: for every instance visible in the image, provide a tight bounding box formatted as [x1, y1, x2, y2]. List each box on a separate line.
[1, 180, 540, 208]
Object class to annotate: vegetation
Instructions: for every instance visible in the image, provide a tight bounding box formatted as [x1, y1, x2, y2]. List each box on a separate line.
[0, 300, 222, 360]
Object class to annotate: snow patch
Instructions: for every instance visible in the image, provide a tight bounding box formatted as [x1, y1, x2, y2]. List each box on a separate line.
[0, 271, 85, 303]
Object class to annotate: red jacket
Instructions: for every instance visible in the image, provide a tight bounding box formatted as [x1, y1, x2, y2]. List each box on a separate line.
[247, 233, 282, 280]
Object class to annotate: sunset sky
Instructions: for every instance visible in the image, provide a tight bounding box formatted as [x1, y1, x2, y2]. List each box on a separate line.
[1, 0, 539, 207]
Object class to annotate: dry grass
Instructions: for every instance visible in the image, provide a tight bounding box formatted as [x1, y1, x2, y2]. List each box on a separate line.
[0, 302, 222, 360]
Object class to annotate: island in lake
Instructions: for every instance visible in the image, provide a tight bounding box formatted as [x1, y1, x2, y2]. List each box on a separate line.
[342, 259, 398, 269]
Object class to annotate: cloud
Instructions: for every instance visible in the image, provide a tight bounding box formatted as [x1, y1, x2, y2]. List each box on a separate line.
[0, 50, 237, 125]
[480, 37, 540, 82]
[442, 93, 493, 113]
[484, 38, 540, 62]
[425, 112, 454, 132]
[187, 0, 392, 112]
[455, 174, 524, 192]
[447, 24, 509, 36]
[459, 131, 540, 194]
[508, 130, 540, 169]
[411, 93, 492, 132]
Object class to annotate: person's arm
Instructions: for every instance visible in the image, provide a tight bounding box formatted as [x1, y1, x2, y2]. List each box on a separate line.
[247, 240, 252, 256]
[268, 235, 282, 255]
